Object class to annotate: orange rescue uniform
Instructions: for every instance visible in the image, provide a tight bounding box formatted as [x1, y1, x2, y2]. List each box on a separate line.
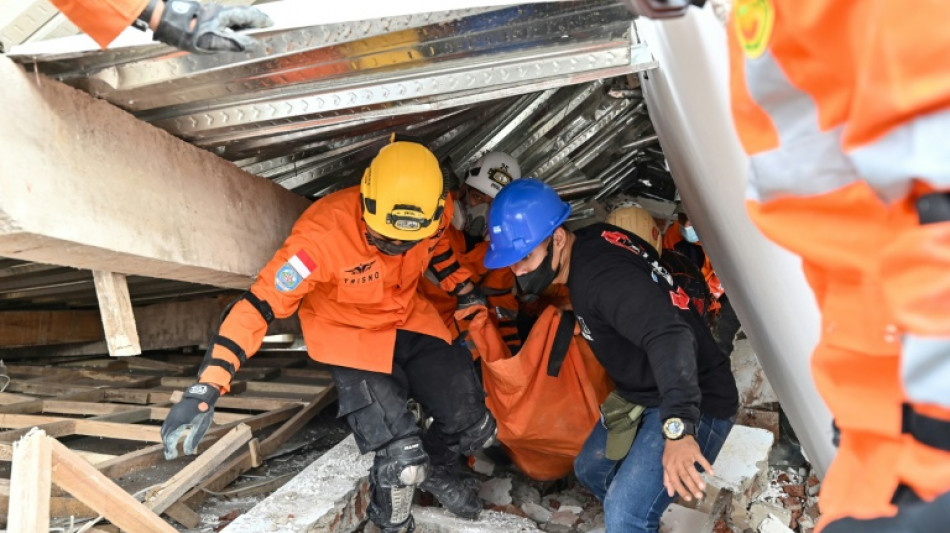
[418, 222, 520, 350]
[198, 187, 473, 390]
[50, 0, 148, 49]
[729, 0, 950, 527]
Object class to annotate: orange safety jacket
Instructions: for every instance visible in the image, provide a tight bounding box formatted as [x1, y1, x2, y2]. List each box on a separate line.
[50, 0, 148, 49]
[730, 0, 950, 526]
[198, 187, 473, 390]
[663, 222, 725, 308]
[418, 223, 520, 351]
[459, 304, 612, 481]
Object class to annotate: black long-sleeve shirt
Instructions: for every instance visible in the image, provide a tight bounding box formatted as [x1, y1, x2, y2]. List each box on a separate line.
[567, 224, 738, 424]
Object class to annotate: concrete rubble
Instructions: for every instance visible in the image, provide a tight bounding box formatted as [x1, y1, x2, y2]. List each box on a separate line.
[219, 338, 822, 533]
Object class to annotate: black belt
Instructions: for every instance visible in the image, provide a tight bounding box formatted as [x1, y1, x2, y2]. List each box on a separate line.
[902, 403, 950, 452]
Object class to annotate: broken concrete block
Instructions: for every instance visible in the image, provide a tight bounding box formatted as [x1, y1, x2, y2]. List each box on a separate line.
[731, 339, 779, 409]
[659, 503, 711, 533]
[548, 510, 581, 530]
[521, 502, 552, 523]
[708, 425, 774, 497]
[749, 502, 792, 530]
[413, 506, 542, 532]
[222, 434, 372, 533]
[558, 505, 583, 515]
[469, 449, 496, 476]
[758, 514, 795, 533]
[513, 484, 542, 506]
[478, 477, 513, 506]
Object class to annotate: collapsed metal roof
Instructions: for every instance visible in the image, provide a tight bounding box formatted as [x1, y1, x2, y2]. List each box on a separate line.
[2, 0, 678, 310]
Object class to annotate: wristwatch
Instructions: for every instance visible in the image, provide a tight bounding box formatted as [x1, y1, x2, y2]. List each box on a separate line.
[662, 417, 696, 440]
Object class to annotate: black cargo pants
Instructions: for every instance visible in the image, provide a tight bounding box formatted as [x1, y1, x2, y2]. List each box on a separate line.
[330, 329, 488, 466]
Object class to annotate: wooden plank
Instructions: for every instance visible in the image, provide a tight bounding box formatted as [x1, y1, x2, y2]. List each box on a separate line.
[181, 386, 335, 509]
[78, 370, 161, 386]
[4, 381, 97, 396]
[0, 421, 75, 452]
[95, 403, 299, 480]
[0, 388, 104, 414]
[145, 424, 252, 515]
[92, 270, 142, 357]
[0, 391, 37, 405]
[7, 429, 52, 532]
[42, 401, 143, 416]
[149, 406, 250, 425]
[48, 437, 177, 533]
[71, 420, 162, 442]
[0, 310, 103, 347]
[244, 381, 328, 396]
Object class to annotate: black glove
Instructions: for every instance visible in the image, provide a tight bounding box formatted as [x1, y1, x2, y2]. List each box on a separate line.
[161, 383, 220, 460]
[152, 1, 273, 53]
[457, 283, 488, 311]
[823, 491, 950, 533]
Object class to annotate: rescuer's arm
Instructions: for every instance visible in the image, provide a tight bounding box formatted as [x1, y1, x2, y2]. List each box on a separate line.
[160, 205, 326, 459]
[50, 0, 272, 52]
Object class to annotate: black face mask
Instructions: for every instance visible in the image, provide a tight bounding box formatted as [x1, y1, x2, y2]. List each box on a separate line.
[366, 232, 420, 256]
[516, 239, 560, 302]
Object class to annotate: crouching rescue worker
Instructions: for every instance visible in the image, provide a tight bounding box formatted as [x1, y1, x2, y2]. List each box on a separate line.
[419, 151, 522, 352]
[160, 137, 497, 533]
[484, 179, 738, 533]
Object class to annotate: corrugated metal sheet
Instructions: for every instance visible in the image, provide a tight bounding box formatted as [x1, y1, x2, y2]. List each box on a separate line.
[1, 1, 677, 309]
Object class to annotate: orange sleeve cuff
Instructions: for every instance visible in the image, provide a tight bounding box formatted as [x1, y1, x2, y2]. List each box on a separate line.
[50, 0, 150, 48]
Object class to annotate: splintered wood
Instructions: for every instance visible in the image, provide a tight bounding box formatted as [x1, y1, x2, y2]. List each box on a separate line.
[0, 353, 336, 529]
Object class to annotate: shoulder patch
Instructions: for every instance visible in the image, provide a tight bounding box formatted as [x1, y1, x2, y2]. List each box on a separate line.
[275, 250, 317, 292]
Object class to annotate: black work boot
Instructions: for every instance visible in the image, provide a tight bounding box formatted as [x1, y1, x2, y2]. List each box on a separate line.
[419, 463, 482, 519]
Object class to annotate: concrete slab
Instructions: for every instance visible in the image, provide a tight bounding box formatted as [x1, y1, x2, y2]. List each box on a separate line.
[222, 434, 372, 533]
[732, 339, 779, 409]
[709, 425, 774, 496]
[659, 503, 710, 533]
[0, 56, 310, 289]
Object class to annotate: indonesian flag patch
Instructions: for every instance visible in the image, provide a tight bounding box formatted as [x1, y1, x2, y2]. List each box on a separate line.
[275, 250, 316, 292]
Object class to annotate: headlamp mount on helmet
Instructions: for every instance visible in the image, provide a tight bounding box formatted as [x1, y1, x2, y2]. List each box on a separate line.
[386, 204, 435, 232]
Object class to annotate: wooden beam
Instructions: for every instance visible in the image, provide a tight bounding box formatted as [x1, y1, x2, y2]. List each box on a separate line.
[181, 386, 336, 509]
[0, 310, 103, 347]
[7, 429, 52, 532]
[48, 436, 177, 533]
[0, 295, 300, 351]
[92, 271, 141, 356]
[145, 424, 252, 515]
[0, 56, 310, 289]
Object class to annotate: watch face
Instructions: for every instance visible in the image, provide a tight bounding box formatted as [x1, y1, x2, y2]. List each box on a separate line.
[664, 418, 684, 439]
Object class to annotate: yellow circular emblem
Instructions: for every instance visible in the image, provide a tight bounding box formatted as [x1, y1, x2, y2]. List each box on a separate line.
[734, 0, 774, 59]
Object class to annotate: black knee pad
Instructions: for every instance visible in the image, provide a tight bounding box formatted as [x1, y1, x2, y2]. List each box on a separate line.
[368, 436, 429, 530]
[457, 411, 497, 456]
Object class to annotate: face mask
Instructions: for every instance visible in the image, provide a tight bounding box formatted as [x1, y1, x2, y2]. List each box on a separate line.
[464, 202, 490, 239]
[516, 239, 560, 302]
[451, 199, 466, 231]
[366, 232, 419, 256]
[680, 224, 699, 244]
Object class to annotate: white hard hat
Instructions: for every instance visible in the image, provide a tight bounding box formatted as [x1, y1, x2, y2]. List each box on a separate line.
[465, 151, 521, 198]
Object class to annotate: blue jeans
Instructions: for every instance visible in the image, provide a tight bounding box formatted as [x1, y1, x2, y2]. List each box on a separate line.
[574, 408, 734, 533]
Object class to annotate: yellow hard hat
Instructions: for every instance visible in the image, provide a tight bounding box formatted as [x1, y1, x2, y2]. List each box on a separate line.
[361, 137, 445, 241]
[606, 205, 663, 256]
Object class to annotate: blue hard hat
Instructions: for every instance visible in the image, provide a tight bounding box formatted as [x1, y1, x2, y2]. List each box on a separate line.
[484, 179, 571, 269]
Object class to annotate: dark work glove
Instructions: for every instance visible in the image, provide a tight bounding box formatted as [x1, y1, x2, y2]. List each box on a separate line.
[457, 283, 488, 311]
[153, 1, 273, 53]
[161, 383, 220, 460]
[823, 491, 950, 533]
